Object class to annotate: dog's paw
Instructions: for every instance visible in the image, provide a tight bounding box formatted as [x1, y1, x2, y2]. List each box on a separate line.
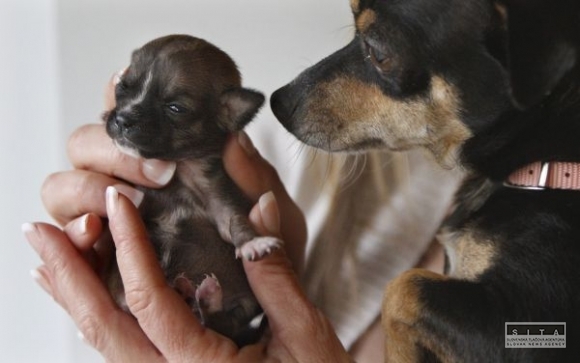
[195, 274, 223, 314]
[235, 236, 284, 261]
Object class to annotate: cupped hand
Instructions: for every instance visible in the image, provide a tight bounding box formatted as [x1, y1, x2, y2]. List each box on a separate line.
[41, 75, 306, 271]
[24, 185, 350, 363]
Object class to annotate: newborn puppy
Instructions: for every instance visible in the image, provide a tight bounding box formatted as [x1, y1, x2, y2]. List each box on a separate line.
[103, 34, 282, 346]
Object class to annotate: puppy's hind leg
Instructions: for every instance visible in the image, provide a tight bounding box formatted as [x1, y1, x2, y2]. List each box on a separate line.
[382, 269, 497, 363]
[229, 214, 283, 261]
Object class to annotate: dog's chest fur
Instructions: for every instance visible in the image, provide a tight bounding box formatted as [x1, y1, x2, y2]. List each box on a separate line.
[438, 176, 500, 280]
[138, 157, 238, 260]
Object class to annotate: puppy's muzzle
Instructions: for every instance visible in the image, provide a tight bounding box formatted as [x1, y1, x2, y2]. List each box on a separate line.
[113, 112, 136, 132]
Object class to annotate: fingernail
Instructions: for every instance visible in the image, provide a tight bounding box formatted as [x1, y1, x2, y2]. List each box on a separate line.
[70, 214, 90, 236]
[22, 222, 40, 245]
[106, 186, 119, 215]
[114, 184, 144, 208]
[238, 131, 257, 156]
[259, 191, 280, 235]
[77, 331, 87, 344]
[142, 159, 176, 185]
[30, 268, 53, 295]
[112, 67, 127, 85]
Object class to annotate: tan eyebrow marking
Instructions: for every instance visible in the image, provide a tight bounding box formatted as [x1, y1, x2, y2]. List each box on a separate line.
[356, 9, 377, 34]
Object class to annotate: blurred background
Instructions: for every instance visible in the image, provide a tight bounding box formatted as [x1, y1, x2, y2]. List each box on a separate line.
[0, 0, 352, 361]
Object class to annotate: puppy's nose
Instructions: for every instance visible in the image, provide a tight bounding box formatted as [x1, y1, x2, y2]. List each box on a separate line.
[115, 113, 135, 130]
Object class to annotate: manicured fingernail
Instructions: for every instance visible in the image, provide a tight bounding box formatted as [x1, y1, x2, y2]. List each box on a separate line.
[259, 191, 280, 235]
[70, 214, 90, 236]
[112, 67, 127, 85]
[238, 131, 257, 156]
[142, 159, 176, 185]
[30, 268, 52, 295]
[106, 186, 119, 215]
[77, 331, 87, 344]
[22, 223, 40, 245]
[114, 184, 144, 208]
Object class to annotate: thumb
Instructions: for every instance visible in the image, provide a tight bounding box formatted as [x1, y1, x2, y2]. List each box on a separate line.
[243, 249, 315, 335]
[243, 250, 350, 363]
[242, 192, 318, 337]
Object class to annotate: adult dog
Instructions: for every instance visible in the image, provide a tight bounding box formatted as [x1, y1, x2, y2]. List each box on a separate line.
[271, 0, 579, 361]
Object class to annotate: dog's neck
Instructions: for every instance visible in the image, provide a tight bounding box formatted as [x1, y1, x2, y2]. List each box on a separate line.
[504, 161, 580, 191]
[174, 156, 222, 192]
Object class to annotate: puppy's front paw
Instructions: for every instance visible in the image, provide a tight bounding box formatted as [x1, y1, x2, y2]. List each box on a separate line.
[236, 236, 284, 261]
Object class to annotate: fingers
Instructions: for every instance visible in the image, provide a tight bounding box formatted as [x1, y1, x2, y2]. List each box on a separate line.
[105, 187, 237, 360]
[243, 249, 348, 362]
[244, 193, 350, 362]
[243, 194, 311, 332]
[68, 124, 176, 187]
[224, 132, 307, 273]
[42, 169, 144, 226]
[23, 223, 163, 362]
[43, 122, 174, 226]
[63, 213, 103, 252]
[104, 69, 122, 111]
[248, 191, 281, 237]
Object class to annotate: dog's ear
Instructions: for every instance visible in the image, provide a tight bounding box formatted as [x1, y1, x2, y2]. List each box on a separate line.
[219, 88, 265, 131]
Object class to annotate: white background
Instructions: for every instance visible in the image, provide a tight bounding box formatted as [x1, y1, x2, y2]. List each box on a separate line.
[0, 0, 353, 361]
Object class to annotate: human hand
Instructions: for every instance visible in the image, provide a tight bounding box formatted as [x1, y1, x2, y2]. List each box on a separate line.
[24, 185, 350, 362]
[41, 74, 306, 271]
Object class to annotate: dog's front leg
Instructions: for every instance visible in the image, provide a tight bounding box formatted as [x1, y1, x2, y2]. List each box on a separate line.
[382, 269, 448, 363]
[383, 269, 498, 363]
[209, 194, 283, 261]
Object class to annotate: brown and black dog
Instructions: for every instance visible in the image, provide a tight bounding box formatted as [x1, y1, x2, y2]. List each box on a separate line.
[271, 0, 579, 361]
[104, 35, 279, 346]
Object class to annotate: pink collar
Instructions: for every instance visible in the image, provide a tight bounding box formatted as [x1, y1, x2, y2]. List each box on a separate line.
[505, 161, 580, 190]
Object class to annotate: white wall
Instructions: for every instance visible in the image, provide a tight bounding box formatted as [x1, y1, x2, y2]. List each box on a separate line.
[0, 0, 72, 362]
[2, 0, 352, 361]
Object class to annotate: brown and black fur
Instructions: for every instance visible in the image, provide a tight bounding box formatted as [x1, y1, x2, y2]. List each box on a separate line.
[104, 35, 280, 346]
[271, 0, 579, 361]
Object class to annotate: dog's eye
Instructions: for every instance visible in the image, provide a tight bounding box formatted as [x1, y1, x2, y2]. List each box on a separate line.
[167, 103, 186, 114]
[364, 41, 390, 66]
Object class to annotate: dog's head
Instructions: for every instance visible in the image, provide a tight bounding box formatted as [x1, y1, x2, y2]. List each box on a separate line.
[105, 35, 264, 160]
[271, 0, 513, 167]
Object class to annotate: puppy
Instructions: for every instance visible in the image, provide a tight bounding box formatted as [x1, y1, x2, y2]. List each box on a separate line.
[104, 34, 282, 346]
[271, 0, 579, 361]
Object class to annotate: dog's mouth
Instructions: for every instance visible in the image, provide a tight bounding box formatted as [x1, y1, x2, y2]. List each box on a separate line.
[112, 139, 142, 158]
[298, 131, 386, 153]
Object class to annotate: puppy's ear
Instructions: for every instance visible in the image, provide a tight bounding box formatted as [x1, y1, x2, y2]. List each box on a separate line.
[219, 88, 265, 131]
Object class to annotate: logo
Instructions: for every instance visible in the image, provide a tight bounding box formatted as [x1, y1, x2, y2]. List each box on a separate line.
[505, 322, 566, 348]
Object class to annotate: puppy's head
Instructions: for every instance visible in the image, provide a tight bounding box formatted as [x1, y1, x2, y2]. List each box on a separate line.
[271, 0, 512, 167]
[105, 35, 264, 160]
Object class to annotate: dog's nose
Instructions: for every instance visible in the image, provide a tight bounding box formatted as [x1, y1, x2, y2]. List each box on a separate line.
[270, 86, 296, 126]
[115, 113, 135, 130]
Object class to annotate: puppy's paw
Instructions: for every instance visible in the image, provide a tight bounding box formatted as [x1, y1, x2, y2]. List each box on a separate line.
[236, 236, 284, 261]
[195, 274, 223, 314]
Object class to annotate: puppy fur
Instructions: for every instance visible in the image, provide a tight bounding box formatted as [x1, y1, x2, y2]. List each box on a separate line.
[104, 34, 279, 346]
[271, 0, 580, 361]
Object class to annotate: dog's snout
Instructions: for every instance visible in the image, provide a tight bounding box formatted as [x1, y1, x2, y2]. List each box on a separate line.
[270, 86, 297, 126]
[115, 113, 135, 130]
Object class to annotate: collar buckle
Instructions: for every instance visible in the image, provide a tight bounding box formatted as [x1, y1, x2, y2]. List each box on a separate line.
[504, 161, 550, 190]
